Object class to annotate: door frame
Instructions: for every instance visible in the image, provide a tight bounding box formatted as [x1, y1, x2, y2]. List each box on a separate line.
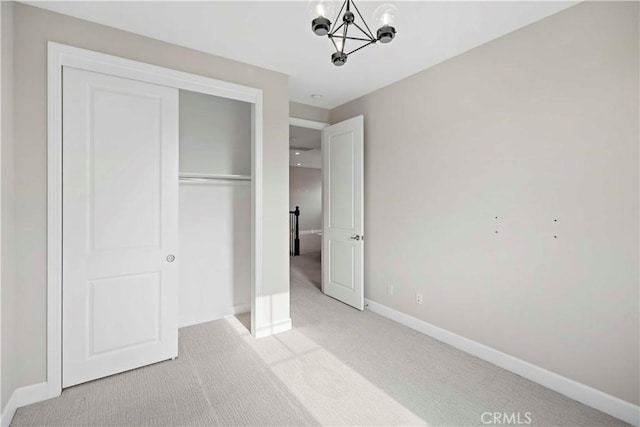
[289, 117, 328, 131]
[288, 117, 328, 289]
[47, 42, 264, 399]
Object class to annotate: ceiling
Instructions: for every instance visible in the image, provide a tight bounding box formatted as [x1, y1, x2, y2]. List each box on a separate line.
[290, 125, 321, 168]
[290, 125, 321, 150]
[27, 1, 577, 109]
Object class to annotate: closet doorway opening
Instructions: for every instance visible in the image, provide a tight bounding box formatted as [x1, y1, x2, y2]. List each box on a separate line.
[179, 90, 253, 331]
[289, 118, 327, 292]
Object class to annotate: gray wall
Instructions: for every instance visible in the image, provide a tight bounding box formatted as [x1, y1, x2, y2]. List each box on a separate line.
[3, 2, 290, 407]
[179, 90, 251, 176]
[1, 0, 14, 409]
[330, 1, 639, 405]
[290, 101, 330, 123]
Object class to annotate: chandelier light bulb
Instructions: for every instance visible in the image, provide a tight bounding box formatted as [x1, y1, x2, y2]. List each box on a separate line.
[308, 1, 336, 36]
[373, 3, 398, 27]
[307, 0, 336, 19]
[372, 3, 398, 43]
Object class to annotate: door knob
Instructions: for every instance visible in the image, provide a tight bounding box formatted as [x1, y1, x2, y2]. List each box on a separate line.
[166, 254, 175, 262]
[350, 235, 361, 241]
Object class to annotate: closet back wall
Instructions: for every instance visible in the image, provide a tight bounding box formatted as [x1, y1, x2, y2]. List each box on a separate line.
[180, 90, 251, 175]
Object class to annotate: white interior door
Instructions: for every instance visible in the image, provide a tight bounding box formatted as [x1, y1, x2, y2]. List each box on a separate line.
[322, 115, 364, 310]
[62, 67, 179, 387]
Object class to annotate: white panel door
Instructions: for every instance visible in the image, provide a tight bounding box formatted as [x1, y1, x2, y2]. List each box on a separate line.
[62, 67, 179, 387]
[322, 116, 364, 310]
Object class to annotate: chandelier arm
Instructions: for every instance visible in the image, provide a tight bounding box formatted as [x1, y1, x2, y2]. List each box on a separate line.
[351, 22, 376, 42]
[329, 21, 345, 37]
[345, 39, 376, 56]
[330, 36, 340, 53]
[331, 35, 374, 42]
[330, 0, 347, 34]
[350, 0, 376, 39]
[341, 21, 348, 53]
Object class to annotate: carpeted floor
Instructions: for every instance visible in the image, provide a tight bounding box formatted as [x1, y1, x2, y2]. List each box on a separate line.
[12, 252, 628, 426]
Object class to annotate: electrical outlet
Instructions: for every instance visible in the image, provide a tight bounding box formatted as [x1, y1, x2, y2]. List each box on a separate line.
[387, 284, 394, 296]
[416, 292, 423, 304]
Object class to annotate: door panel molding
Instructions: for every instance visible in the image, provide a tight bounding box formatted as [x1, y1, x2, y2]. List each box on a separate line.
[47, 42, 264, 399]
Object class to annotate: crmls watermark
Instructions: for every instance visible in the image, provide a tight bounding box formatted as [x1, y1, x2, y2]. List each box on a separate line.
[481, 412, 532, 425]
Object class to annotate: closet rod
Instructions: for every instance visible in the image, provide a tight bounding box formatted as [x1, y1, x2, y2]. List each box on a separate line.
[179, 173, 252, 182]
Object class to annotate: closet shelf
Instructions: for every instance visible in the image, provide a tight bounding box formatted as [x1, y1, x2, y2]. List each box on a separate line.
[179, 172, 252, 183]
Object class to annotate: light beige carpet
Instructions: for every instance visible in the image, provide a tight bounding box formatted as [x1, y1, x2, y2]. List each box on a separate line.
[12, 252, 629, 426]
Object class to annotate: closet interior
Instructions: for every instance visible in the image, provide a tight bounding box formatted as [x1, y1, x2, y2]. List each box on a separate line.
[178, 89, 252, 329]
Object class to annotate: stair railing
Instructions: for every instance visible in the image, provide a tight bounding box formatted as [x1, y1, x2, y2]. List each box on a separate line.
[289, 206, 300, 256]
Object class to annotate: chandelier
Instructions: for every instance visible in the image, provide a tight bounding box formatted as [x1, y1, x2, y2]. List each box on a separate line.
[308, 0, 399, 66]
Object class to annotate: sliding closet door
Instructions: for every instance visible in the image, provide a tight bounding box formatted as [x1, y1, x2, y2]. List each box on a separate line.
[62, 67, 179, 387]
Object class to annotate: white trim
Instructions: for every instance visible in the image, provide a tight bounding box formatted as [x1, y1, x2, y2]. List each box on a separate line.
[1, 383, 49, 427]
[364, 298, 640, 427]
[253, 318, 292, 339]
[0, 1, 3, 413]
[250, 92, 263, 338]
[179, 172, 252, 181]
[289, 117, 329, 130]
[178, 303, 252, 329]
[232, 303, 252, 316]
[179, 179, 251, 186]
[0, 393, 13, 427]
[47, 42, 265, 399]
[53, 45, 260, 104]
[47, 41, 63, 401]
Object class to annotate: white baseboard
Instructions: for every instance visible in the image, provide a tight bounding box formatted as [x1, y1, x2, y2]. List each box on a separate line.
[253, 317, 292, 338]
[0, 391, 17, 427]
[1, 382, 49, 426]
[364, 298, 640, 427]
[179, 303, 251, 329]
[232, 303, 251, 315]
